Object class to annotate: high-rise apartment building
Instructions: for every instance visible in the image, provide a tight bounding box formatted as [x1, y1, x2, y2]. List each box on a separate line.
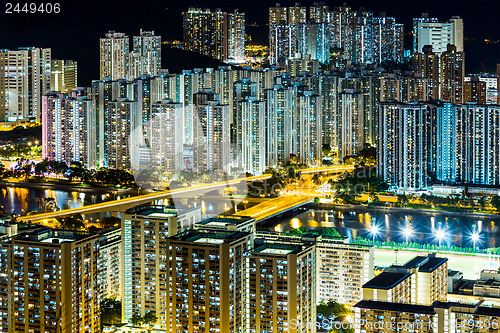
[240, 97, 266, 175]
[412, 45, 440, 100]
[287, 53, 320, 76]
[100, 31, 130, 80]
[379, 100, 500, 189]
[354, 254, 456, 333]
[192, 90, 231, 174]
[227, 10, 246, 63]
[263, 84, 294, 169]
[372, 16, 405, 63]
[183, 8, 245, 62]
[497, 64, 500, 103]
[297, 90, 322, 166]
[131, 29, 161, 77]
[99, 228, 122, 301]
[0, 228, 99, 332]
[413, 14, 463, 54]
[105, 98, 138, 169]
[0, 47, 51, 122]
[121, 204, 202, 324]
[42, 90, 96, 167]
[441, 44, 465, 104]
[297, 22, 331, 64]
[259, 232, 374, 306]
[464, 76, 487, 104]
[324, 6, 404, 64]
[50, 59, 77, 93]
[150, 99, 185, 178]
[338, 90, 365, 159]
[363, 254, 448, 305]
[269, 4, 306, 65]
[455, 104, 500, 185]
[434, 102, 457, 182]
[378, 102, 431, 190]
[90, 78, 130, 167]
[166, 229, 250, 332]
[248, 238, 316, 333]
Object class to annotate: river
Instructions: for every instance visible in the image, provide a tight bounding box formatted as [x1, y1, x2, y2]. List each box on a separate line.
[0, 183, 242, 221]
[272, 205, 500, 249]
[0, 183, 136, 220]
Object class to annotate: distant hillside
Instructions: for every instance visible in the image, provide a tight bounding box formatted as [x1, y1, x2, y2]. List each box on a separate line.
[162, 46, 227, 74]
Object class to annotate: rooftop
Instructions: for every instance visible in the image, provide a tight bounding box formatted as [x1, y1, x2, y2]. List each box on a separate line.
[354, 300, 435, 315]
[124, 204, 195, 217]
[170, 229, 249, 244]
[15, 228, 93, 244]
[253, 243, 303, 256]
[363, 272, 411, 290]
[198, 215, 254, 227]
[356, 300, 500, 317]
[402, 254, 447, 273]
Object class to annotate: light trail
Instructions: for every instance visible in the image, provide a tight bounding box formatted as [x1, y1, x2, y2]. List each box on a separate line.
[18, 165, 354, 223]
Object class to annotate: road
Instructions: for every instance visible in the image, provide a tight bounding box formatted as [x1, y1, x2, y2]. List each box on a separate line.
[238, 195, 312, 221]
[18, 165, 354, 223]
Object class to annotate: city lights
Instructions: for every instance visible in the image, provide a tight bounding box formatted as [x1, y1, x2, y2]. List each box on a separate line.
[434, 223, 449, 246]
[401, 225, 413, 243]
[369, 223, 381, 241]
[0, 1, 499, 332]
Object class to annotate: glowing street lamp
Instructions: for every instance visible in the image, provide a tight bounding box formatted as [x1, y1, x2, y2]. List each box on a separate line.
[369, 224, 381, 242]
[470, 225, 480, 250]
[435, 222, 448, 246]
[403, 224, 413, 243]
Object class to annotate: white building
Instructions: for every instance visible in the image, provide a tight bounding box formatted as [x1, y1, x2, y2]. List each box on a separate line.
[150, 100, 185, 178]
[0, 47, 51, 122]
[131, 30, 161, 78]
[413, 15, 463, 55]
[100, 31, 130, 80]
[227, 10, 245, 63]
[42, 90, 96, 167]
[99, 228, 122, 301]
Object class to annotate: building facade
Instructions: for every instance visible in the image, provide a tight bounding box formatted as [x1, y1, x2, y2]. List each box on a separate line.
[0, 47, 51, 122]
[0, 228, 99, 332]
[121, 205, 202, 324]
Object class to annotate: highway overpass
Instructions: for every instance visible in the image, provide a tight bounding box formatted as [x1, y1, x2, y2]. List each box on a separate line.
[17, 165, 354, 223]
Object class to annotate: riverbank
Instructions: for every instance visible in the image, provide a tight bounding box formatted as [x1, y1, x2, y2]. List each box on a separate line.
[0, 180, 148, 195]
[312, 202, 500, 219]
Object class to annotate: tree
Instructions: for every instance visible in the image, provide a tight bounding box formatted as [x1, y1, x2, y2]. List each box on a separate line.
[58, 214, 85, 230]
[100, 298, 121, 325]
[129, 312, 143, 326]
[322, 144, 332, 157]
[491, 196, 500, 211]
[36, 197, 60, 213]
[397, 194, 409, 207]
[317, 300, 350, 319]
[100, 216, 121, 228]
[0, 206, 8, 217]
[143, 312, 158, 331]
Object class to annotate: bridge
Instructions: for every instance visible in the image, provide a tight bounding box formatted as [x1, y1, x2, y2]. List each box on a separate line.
[17, 165, 354, 223]
[237, 195, 313, 221]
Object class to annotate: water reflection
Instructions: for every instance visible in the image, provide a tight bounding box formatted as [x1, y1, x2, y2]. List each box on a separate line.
[0, 185, 114, 216]
[274, 208, 500, 249]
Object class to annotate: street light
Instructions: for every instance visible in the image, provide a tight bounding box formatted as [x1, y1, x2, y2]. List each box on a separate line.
[435, 223, 448, 246]
[403, 224, 413, 243]
[369, 224, 381, 242]
[470, 225, 480, 250]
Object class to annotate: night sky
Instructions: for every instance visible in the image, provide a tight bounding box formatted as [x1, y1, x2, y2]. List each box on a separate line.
[1, 0, 499, 85]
